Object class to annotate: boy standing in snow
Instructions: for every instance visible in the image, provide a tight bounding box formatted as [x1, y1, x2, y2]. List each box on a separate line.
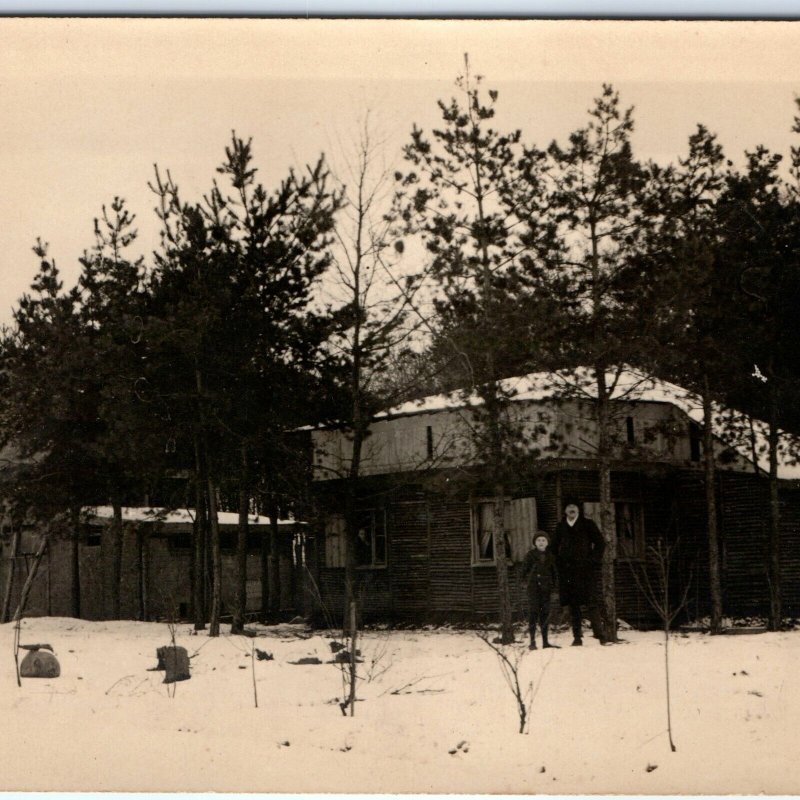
[521, 531, 559, 650]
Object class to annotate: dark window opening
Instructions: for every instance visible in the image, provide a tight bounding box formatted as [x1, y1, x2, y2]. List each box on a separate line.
[172, 532, 192, 550]
[472, 501, 512, 564]
[85, 527, 102, 547]
[626, 416, 636, 445]
[689, 423, 702, 462]
[615, 502, 645, 559]
[426, 425, 433, 459]
[355, 509, 387, 568]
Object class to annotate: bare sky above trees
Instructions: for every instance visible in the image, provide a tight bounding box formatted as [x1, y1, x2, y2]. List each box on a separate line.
[2, 18, 800, 324]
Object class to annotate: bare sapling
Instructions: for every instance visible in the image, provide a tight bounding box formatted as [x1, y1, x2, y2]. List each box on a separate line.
[12, 534, 49, 624]
[11, 531, 50, 688]
[251, 640, 259, 709]
[1, 526, 21, 623]
[166, 604, 179, 698]
[335, 600, 360, 716]
[13, 615, 21, 687]
[629, 538, 693, 752]
[478, 630, 551, 734]
[305, 569, 364, 716]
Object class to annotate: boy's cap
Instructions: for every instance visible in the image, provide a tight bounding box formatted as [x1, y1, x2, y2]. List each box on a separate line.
[533, 530, 550, 544]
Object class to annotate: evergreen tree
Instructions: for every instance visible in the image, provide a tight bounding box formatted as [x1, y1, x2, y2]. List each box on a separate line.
[396, 60, 555, 643]
[716, 146, 800, 629]
[146, 135, 340, 635]
[543, 85, 649, 642]
[640, 125, 733, 633]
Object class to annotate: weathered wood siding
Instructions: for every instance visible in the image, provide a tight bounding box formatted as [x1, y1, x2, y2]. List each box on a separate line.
[311, 466, 800, 627]
[312, 399, 754, 482]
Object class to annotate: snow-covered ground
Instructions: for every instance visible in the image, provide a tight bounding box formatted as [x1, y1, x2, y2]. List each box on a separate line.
[2, 617, 798, 794]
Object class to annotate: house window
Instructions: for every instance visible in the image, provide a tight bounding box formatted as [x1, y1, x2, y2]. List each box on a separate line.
[689, 422, 702, 462]
[85, 526, 102, 547]
[626, 416, 636, 445]
[426, 425, 433, 459]
[471, 500, 513, 564]
[355, 509, 387, 568]
[171, 531, 192, 550]
[615, 502, 645, 559]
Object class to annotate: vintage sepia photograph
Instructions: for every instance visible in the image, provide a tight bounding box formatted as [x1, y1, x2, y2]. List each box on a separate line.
[1, 16, 800, 794]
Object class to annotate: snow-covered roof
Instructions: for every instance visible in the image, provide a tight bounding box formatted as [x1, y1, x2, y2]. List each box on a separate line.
[380, 367, 702, 419]
[378, 366, 800, 481]
[84, 506, 301, 527]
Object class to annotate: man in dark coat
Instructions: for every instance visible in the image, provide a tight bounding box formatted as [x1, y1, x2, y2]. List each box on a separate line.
[550, 497, 607, 646]
[520, 531, 559, 650]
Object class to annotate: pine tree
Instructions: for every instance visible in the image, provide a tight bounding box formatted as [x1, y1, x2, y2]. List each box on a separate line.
[147, 135, 340, 635]
[395, 60, 554, 643]
[543, 85, 649, 642]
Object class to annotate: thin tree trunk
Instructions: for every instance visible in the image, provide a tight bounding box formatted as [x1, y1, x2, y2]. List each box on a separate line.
[13, 535, 48, 622]
[260, 515, 270, 623]
[207, 467, 222, 638]
[661, 548, 677, 752]
[232, 443, 249, 635]
[343, 422, 364, 636]
[70, 506, 81, 619]
[747, 415, 762, 476]
[492, 482, 514, 644]
[107, 501, 124, 619]
[1, 527, 20, 623]
[268, 502, 281, 616]
[767, 387, 782, 631]
[137, 527, 148, 622]
[348, 600, 357, 716]
[596, 368, 616, 643]
[192, 434, 207, 630]
[702, 383, 723, 634]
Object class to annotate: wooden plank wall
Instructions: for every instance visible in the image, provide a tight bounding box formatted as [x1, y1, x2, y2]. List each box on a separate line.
[311, 467, 800, 626]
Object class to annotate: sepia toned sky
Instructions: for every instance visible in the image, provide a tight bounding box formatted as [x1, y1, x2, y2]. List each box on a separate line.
[1, 18, 800, 324]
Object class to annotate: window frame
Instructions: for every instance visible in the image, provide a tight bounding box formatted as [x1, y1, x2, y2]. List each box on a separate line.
[614, 500, 646, 561]
[354, 508, 388, 570]
[470, 498, 513, 567]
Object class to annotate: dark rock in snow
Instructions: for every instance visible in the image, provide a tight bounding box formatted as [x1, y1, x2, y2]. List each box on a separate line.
[155, 645, 191, 683]
[289, 656, 323, 665]
[333, 651, 363, 664]
[256, 649, 274, 661]
[20, 648, 60, 678]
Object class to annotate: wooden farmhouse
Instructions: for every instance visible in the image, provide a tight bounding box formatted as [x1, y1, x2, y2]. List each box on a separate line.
[307, 369, 800, 627]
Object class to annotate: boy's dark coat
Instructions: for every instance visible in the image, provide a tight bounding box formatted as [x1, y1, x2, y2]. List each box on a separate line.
[520, 547, 558, 600]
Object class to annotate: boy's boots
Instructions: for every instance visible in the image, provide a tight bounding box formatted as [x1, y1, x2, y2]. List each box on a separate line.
[542, 631, 559, 649]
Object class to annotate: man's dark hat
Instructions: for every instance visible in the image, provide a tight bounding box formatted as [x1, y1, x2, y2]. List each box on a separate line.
[563, 496, 582, 510]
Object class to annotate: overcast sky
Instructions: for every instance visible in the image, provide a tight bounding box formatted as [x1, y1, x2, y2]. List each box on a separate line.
[2, 18, 800, 325]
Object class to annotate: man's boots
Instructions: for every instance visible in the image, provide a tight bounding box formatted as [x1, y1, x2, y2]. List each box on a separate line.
[542, 632, 559, 649]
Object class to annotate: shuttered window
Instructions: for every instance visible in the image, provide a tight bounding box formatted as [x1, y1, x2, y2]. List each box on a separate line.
[471, 497, 537, 565]
[325, 514, 346, 568]
[324, 510, 388, 568]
